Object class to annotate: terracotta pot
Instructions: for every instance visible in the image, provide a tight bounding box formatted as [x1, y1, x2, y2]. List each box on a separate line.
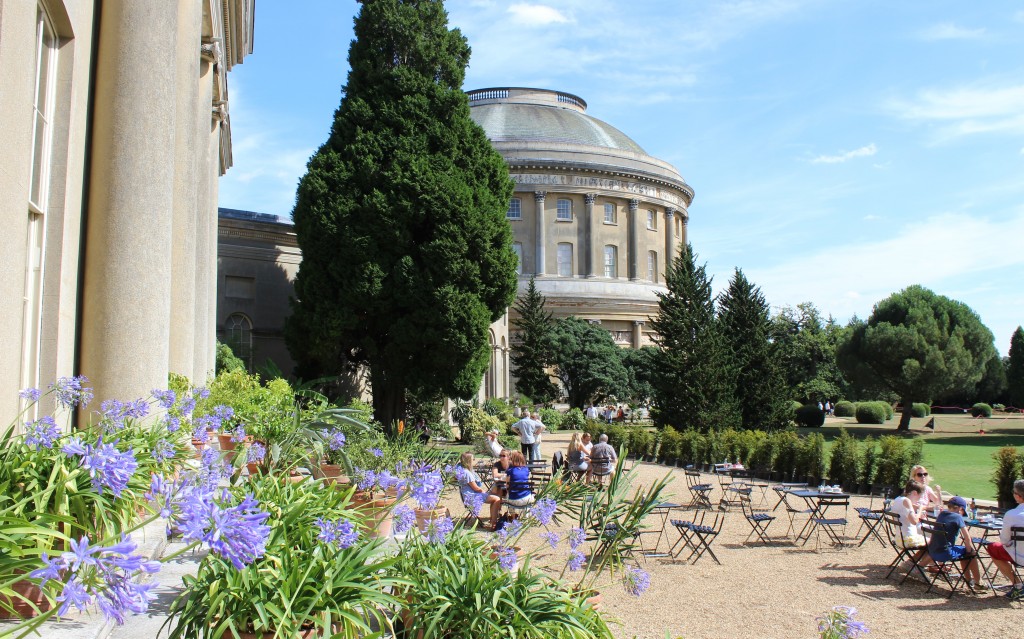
[414, 507, 450, 533]
[191, 438, 207, 458]
[351, 492, 397, 539]
[319, 463, 343, 478]
[246, 462, 262, 477]
[217, 432, 238, 451]
[488, 545, 523, 561]
[0, 578, 51, 619]
[237, 625, 323, 638]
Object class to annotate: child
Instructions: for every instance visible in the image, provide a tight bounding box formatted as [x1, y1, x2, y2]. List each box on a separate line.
[890, 480, 927, 548]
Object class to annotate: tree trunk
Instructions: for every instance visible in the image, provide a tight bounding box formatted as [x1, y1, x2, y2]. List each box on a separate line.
[897, 396, 913, 431]
[370, 364, 405, 437]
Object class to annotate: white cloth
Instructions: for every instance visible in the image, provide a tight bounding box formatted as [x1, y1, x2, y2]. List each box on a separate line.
[999, 502, 1024, 565]
[585, 406, 599, 420]
[889, 496, 922, 540]
[486, 437, 503, 458]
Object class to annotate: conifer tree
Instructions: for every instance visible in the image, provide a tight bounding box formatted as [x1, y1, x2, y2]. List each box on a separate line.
[285, 0, 517, 430]
[649, 244, 737, 431]
[1008, 326, 1024, 409]
[509, 277, 558, 404]
[718, 269, 790, 430]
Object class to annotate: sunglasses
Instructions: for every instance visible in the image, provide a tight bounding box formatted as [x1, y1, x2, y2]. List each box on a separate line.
[915, 472, 928, 477]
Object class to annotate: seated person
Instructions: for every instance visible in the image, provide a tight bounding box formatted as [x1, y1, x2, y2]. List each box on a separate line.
[566, 432, 589, 475]
[484, 429, 503, 458]
[490, 450, 511, 497]
[588, 433, 617, 482]
[928, 496, 987, 591]
[889, 480, 927, 548]
[986, 478, 1024, 600]
[504, 451, 535, 508]
[908, 465, 943, 512]
[458, 452, 501, 530]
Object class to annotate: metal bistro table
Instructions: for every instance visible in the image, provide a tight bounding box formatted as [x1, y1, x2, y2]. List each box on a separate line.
[966, 518, 1004, 589]
[787, 489, 850, 544]
[637, 502, 683, 557]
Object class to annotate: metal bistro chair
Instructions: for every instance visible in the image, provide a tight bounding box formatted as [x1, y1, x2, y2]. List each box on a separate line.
[805, 494, 849, 551]
[739, 489, 777, 545]
[919, 520, 973, 597]
[854, 486, 890, 548]
[590, 455, 614, 487]
[670, 510, 723, 565]
[684, 469, 713, 510]
[882, 511, 929, 584]
[502, 479, 537, 520]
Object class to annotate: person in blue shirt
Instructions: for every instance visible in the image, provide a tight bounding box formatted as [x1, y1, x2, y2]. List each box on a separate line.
[928, 495, 987, 592]
[504, 451, 535, 508]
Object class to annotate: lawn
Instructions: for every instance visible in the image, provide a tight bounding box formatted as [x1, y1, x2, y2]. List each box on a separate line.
[803, 413, 1024, 501]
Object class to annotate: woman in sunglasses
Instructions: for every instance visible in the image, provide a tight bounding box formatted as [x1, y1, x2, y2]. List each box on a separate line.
[908, 465, 943, 514]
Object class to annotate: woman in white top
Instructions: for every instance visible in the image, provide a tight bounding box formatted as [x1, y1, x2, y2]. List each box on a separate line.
[908, 465, 942, 511]
[890, 480, 927, 548]
[458, 452, 501, 530]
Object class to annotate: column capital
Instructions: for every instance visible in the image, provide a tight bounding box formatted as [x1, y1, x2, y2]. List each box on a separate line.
[633, 320, 645, 327]
[534, 191, 546, 203]
[680, 211, 689, 225]
[587, 319, 602, 325]
[200, 41, 221, 64]
[212, 103, 227, 123]
[584, 193, 597, 205]
[628, 198, 640, 211]
[664, 207, 676, 220]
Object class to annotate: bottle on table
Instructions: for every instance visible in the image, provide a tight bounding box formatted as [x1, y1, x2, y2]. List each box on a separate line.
[970, 498, 977, 520]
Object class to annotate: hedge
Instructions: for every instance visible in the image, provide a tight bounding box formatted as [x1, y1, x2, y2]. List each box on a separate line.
[971, 403, 993, 418]
[795, 404, 825, 427]
[856, 402, 887, 425]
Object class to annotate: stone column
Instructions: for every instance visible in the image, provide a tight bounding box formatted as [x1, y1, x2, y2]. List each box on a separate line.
[168, 1, 202, 378]
[192, 46, 216, 382]
[80, 1, 179, 404]
[680, 210, 689, 247]
[664, 208, 677, 271]
[534, 191, 546, 275]
[205, 105, 224, 377]
[584, 193, 597, 277]
[632, 321, 645, 348]
[628, 199, 640, 281]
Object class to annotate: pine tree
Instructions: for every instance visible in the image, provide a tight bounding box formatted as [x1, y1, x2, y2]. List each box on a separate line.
[509, 277, 558, 404]
[285, 0, 517, 430]
[1008, 326, 1024, 409]
[718, 269, 790, 430]
[648, 244, 737, 431]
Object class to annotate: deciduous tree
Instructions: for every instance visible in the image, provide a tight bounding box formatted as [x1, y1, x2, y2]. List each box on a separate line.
[285, 0, 517, 430]
[548, 317, 627, 409]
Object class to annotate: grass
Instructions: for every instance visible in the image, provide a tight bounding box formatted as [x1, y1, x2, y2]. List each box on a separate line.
[801, 413, 1024, 501]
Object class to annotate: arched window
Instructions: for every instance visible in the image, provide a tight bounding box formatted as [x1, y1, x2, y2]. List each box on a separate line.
[603, 245, 618, 278]
[557, 243, 573, 277]
[507, 198, 521, 220]
[225, 313, 253, 370]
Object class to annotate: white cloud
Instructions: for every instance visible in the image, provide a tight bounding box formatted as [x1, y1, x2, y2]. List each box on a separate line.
[1014, 10, 1024, 23]
[918, 22, 985, 41]
[862, 214, 880, 221]
[507, 4, 572, 26]
[810, 143, 877, 164]
[886, 83, 1024, 140]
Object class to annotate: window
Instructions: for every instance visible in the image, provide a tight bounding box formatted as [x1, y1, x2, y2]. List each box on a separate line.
[603, 203, 616, 224]
[603, 245, 618, 278]
[556, 198, 572, 221]
[647, 251, 658, 282]
[29, 6, 57, 212]
[507, 198, 521, 220]
[225, 313, 253, 371]
[646, 210, 657, 230]
[225, 275, 255, 299]
[557, 243, 573, 277]
[512, 242, 523, 274]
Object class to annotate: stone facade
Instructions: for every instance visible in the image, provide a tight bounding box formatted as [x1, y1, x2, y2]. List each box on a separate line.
[0, 0, 254, 422]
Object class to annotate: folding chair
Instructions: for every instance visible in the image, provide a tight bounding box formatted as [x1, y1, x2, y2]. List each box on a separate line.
[684, 469, 713, 510]
[739, 489, 777, 545]
[805, 495, 849, 551]
[670, 510, 723, 565]
[854, 487, 890, 548]
[715, 469, 736, 510]
[920, 520, 972, 597]
[502, 480, 537, 519]
[771, 482, 806, 512]
[882, 511, 929, 584]
[985, 525, 1024, 596]
[590, 455, 614, 486]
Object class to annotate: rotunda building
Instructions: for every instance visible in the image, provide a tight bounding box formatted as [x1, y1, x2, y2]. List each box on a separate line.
[468, 87, 694, 348]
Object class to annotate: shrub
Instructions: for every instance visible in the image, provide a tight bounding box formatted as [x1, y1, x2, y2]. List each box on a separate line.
[539, 407, 564, 432]
[790, 400, 803, 415]
[773, 431, 801, 480]
[993, 403, 1005, 411]
[859, 436, 878, 486]
[736, 430, 765, 467]
[562, 408, 586, 430]
[882, 402, 895, 420]
[796, 433, 827, 482]
[678, 429, 704, 465]
[746, 432, 778, 473]
[874, 435, 921, 488]
[971, 403, 993, 418]
[659, 426, 682, 463]
[828, 428, 860, 490]
[855, 402, 887, 425]
[627, 426, 655, 458]
[482, 398, 513, 422]
[460, 407, 502, 445]
[991, 446, 1024, 509]
[795, 404, 825, 427]
[910, 403, 930, 418]
[833, 401, 856, 417]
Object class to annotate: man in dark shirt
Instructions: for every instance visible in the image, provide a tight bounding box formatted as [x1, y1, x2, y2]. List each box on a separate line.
[928, 495, 986, 591]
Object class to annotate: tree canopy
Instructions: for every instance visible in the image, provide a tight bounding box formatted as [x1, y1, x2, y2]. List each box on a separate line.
[509, 277, 558, 405]
[768, 302, 848, 404]
[284, 0, 517, 430]
[549, 317, 627, 409]
[837, 285, 998, 430]
[1008, 326, 1024, 409]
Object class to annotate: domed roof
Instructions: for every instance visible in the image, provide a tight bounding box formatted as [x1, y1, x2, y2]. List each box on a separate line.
[468, 88, 646, 154]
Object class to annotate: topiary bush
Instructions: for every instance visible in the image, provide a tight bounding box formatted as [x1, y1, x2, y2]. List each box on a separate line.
[881, 402, 895, 420]
[971, 402, 993, 418]
[834, 401, 856, 417]
[795, 404, 825, 427]
[910, 403, 930, 418]
[855, 402, 887, 425]
[828, 428, 860, 490]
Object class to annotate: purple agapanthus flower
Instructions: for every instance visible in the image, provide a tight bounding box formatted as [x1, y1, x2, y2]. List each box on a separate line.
[315, 517, 359, 549]
[151, 389, 176, 409]
[230, 424, 247, 443]
[528, 498, 557, 526]
[162, 414, 182, 433]
[622, 567, 651, 597]
[151, 439, 175, 463]
[194, 387, 211, 400]
[191, 423, 210, 444]
[50, 376, 93, 409]
[194, 414, 220, 433]
[25, 416, 61, 449]
[425, 516, 455, 545]
[328, 431, 346, 451]
[568, 550, 586, 572]
[393, 505, 416, 534]
[30, 535, 159, 624]
[19, 387, 42, 402]
[178, 395, 196, 418]
[370, 447, 384, 458]
[177, 491, 271, 570]
[569, 527, 586, 550]
[495, 545, 517, 571]
[64, 437, 138, 497]
[540, 531, 560, 549]
[409, 467, 444, 510]
[100, 398, 150, 429]
[464, 492, 486, 516]
[817, 606, 869, 639]
[246, 442, 266, 464]
[495, 518, 523, 543]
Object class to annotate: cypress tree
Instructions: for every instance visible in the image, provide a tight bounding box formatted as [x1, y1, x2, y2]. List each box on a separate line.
[509, 277, 558, 404]
[718, 268, 790, 430]
[1008, 326, 1024, 409]
[649, 244, 736, 431]
[285, 0, 517, 430]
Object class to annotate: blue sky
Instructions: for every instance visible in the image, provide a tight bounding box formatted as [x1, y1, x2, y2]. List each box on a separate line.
[219, 0, 1024, 354]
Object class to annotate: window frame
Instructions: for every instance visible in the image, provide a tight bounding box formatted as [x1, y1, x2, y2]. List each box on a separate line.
[647, 250, 657, 282]
[603, 203, 616, 224]
[646, 209, 657, 231]
[603, 245, 618, 278]
[507, 197, 522, 220]
[512, 242, 523, 275]
[556, 242, 573, 277]
[556, 198, 572, 221]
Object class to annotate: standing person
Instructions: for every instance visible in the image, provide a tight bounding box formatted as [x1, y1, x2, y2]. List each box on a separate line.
[986, 478, 1024, 600]
[908, 465, 943, 513]
[528, 411, 545, 462]
[928, 496, 987, 591]
[458, 452, 502, 530]
[585, 403, 599, 420]
[511, 413, 536, 461]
